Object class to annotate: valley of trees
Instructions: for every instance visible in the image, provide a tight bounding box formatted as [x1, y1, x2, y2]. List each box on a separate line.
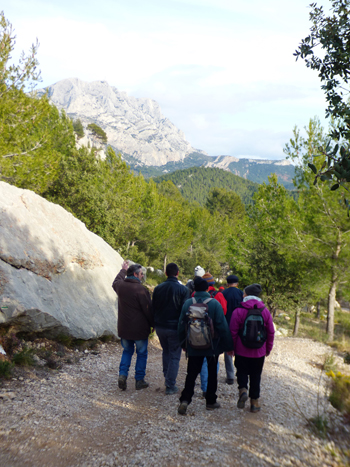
[153, 167, 259, 206]
[1, 8, 350, 346]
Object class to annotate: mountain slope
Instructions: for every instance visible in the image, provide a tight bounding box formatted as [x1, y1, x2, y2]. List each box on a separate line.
[153, 167, 259, 206]
[41, 78, 208, 166]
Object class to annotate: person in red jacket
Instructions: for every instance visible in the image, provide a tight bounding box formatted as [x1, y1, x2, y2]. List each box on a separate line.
[201, 273, 227, 315]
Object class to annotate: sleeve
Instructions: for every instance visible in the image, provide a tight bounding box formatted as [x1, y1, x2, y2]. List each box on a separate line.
[264, 309, 275, 354]
[213, 301, 233, 352]
[230, 308, 242, 352]
[151, 285, 159, 312]
[178, 299, 190, 347]
[139, 288, 154, 327]
[112, 269, 126, 294]
[215, 292, 227, 315]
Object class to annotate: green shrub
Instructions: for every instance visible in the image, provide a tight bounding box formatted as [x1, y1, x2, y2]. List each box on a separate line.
[72, 119, 84, 138]
[326, 371, 350, 418]
[0, 360, 14, 379]
[99, 335, 114, 343]
[308, 414, 329, 438]
[323, 353, 337, 373]
[87, 123, 107, 143]
[12, 348, 35, 366]
[55, 334, 73, 347]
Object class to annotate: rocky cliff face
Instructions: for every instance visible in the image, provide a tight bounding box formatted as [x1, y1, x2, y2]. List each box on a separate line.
[0, 182, 122, 339]
[42, 78, 207, 166]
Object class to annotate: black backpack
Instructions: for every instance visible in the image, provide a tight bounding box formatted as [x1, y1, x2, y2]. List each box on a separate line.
[239, 305, 267, 349]
[209, 290, 219, 298]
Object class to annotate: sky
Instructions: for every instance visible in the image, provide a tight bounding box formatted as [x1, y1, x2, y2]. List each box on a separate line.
[3, 0, 332, 160]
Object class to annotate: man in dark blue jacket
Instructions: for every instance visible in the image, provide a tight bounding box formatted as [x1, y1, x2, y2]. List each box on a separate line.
[222, 274, 243, 385]
[152, 263, 190, 395]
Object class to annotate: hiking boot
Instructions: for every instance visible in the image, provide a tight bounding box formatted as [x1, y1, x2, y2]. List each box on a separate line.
[250, 398, 261, 413]
[178, 401, 188, 415]
[118, 375, 127, 391]
[206, 402, 221, 410]
[165, 385, 179, 395]
[226, 378, 234, 385]
[135, 379, 149, 390]
[237, 388, 248, 409]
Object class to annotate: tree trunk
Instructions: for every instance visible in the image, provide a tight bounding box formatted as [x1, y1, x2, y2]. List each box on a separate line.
[326, 235, 341, 342]
[327, 279, 336, 342]
[316, 301, 321, 319]
[163, 254, 167, 274]
[293, 309, 300, 336]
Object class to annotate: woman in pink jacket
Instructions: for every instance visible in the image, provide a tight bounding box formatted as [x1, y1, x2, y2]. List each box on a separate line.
[229, 284, 274, 413]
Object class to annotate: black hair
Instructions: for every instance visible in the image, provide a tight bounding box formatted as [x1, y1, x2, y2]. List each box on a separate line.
[166, 262, 179, 277]
[193, 276, 209, 292]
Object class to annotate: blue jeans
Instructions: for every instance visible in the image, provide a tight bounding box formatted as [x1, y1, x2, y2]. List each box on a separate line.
[119, 339, 148, 381]
[155, 327, 182, 388]
[200, 358, 220, 392]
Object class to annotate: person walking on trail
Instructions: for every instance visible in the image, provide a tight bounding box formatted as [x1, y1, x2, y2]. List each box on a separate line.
[177, 277, 233, 415]
[228, 283, 274, 413]
[112, 261, 153, 391]
[152, 263, 190, 395]
[202, 272, 227, 315]
[185, 265, 205, 295]
[222, 275, 244, 385]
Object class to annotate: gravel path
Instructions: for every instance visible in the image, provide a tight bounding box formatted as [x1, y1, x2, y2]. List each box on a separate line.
[0, 337, 348, 467]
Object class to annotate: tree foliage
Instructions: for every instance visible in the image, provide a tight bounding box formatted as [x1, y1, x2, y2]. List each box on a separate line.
[72, 119, 84, 139]
[284, 117, 350, 340]
[0, 11, 75, 193]
[87, 123, 107, 143]
[153, 166, 259, 206]
[295, 0, 350, 198]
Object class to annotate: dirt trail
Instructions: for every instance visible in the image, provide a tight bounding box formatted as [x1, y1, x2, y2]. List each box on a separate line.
[0, 337, 348, 467]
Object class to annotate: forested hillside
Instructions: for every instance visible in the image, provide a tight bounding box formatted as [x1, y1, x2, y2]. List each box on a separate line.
[153, 167, 259, 206]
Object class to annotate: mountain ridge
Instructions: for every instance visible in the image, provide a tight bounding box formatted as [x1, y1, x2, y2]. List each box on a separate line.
[40, 77, 295, 188]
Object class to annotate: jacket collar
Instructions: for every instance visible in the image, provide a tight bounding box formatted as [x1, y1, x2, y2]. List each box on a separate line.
[193, 291, 211, 299]
[166, 276, 179, 282]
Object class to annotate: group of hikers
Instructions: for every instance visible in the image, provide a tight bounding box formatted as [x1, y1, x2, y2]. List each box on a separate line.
[112, 261, 275, 415]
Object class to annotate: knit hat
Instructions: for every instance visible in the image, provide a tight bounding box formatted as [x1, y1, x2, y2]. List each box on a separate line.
[227, 275, 239, 284]
[244, 283, 262, 297]
[202, 272, 215, 285]
[194, 265, 205, 277]
[219, 286, 225, 291]
[193, 276, 209, 292]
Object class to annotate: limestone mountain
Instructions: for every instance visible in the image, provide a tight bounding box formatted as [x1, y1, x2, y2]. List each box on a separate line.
[40, 77, 295, 188]
[40, 78, 208, 166]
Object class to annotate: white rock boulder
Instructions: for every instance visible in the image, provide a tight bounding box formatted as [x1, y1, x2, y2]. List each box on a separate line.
[0, 182, 122, 339]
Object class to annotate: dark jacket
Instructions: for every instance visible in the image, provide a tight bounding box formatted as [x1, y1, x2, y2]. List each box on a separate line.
[112, 269, 153, 340]
[222, 286, 243, 326]
[178, 291, 233, 357]
[152, 276, 190, 330]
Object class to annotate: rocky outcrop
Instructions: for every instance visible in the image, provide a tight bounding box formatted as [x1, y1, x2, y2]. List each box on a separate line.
[0, 182, 122, 339]
[41, 78, 207, 166]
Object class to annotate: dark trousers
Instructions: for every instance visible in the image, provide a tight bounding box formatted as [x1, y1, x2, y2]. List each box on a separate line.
[235, 355, 265, 400]
[180, 355, 219, 405]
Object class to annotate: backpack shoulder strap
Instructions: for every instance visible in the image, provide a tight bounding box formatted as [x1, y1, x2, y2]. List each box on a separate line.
[203, 298, 213, 304]
[192, 297, 196, 304]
